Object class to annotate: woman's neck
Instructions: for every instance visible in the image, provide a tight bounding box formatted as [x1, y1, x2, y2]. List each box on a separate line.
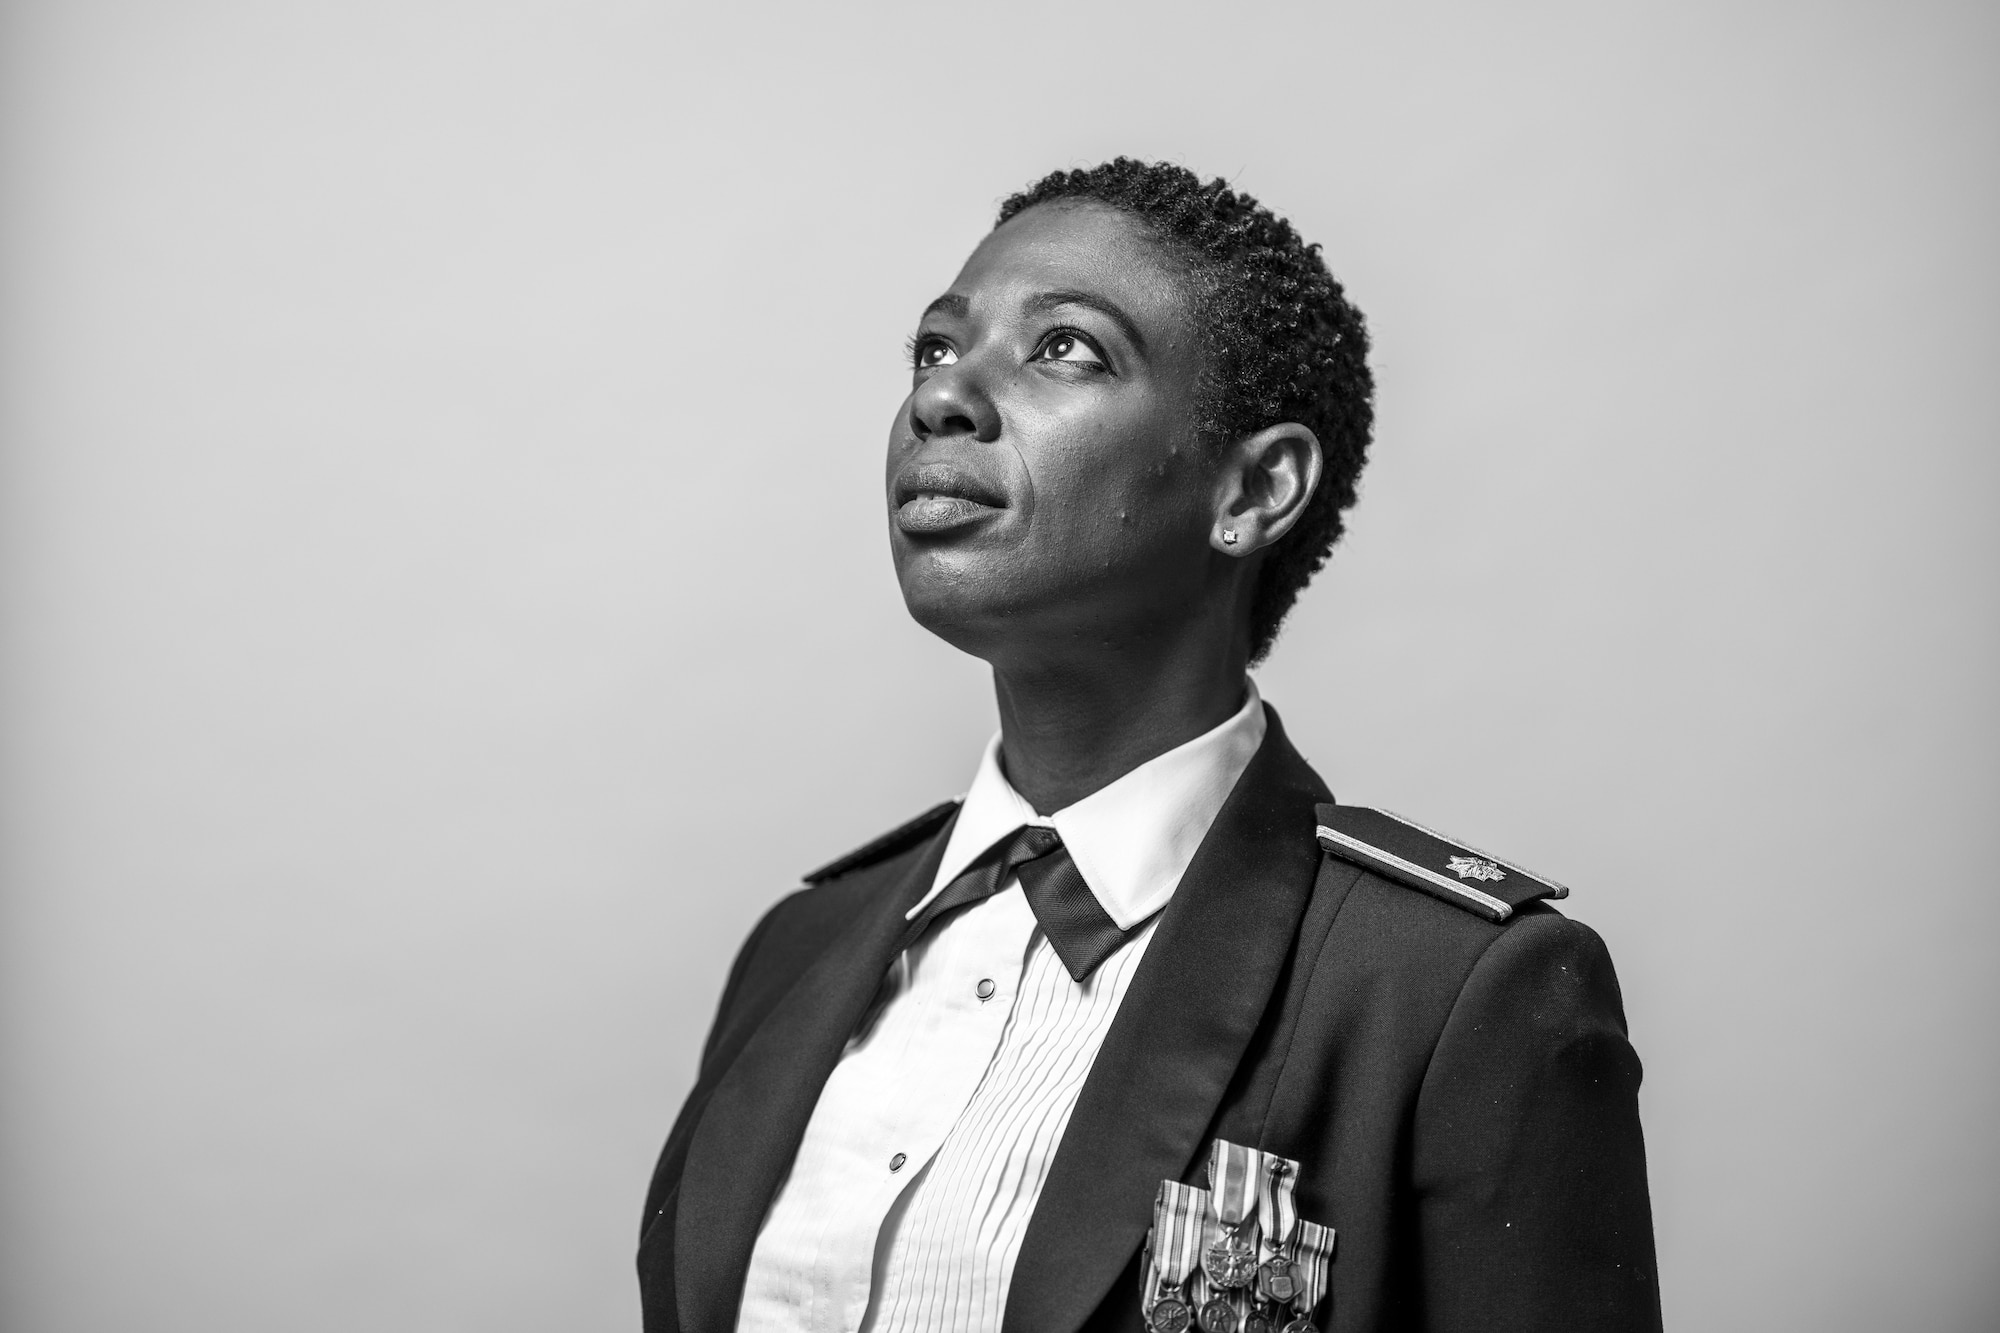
[989, 638, 1249, 815]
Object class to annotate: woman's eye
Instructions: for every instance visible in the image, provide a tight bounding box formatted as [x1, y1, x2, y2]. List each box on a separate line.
[1037, 332, 1105, 366]
[914, 339, 957, 369]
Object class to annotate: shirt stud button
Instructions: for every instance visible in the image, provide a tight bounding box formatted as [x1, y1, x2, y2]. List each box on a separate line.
[975, 978, 996, 1000]
[889, 1152, 908, 1172]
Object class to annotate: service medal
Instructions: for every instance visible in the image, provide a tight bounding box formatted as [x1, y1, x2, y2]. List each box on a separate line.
[1147, 1295, 1192, 1333]
[1204, 1232, 1258, 1288]
[1259, 1257, 1298, 1303]
[1205, 1140, 1265, 1288]
[1197, 1296, 1240, 1333]
[1242, 1311, 1276, 1333]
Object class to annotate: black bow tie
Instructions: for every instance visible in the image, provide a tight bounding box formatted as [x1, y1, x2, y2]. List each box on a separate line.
[904, 825, 1138, 982]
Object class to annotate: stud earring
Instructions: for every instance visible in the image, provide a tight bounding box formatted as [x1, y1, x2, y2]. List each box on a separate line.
[1221, 530, 1240, 546]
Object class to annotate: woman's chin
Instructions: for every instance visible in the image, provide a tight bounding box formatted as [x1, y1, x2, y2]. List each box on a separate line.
[894, 563, 1031, 655]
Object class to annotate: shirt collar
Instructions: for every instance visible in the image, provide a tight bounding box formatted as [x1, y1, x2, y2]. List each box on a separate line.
[909, 679, 1268, 931]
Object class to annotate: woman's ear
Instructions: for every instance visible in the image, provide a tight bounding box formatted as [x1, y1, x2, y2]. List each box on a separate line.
[1209, 422, 1323, 556]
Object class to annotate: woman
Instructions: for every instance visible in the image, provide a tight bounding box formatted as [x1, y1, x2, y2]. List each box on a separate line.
[641, 159, 1660, 1333]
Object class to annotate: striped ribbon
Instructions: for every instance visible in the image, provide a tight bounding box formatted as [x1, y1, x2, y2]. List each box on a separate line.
[1255, 1153, 1300, 1262]
[1152, 1179, 1208, 1287]
[1206, 1139, 1266, 1228]
[1292, 1219, 1337, 1312]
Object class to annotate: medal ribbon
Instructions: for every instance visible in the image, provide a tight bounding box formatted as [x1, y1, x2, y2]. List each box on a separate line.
[1291, 1219, 1337, 1313]
[1255, 1153, 1301, 1263]
[1206, 1139, 1266, 1230]
[1153, 1179, 1207, 1288]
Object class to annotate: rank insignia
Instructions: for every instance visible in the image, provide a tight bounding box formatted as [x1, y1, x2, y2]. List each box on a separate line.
[1142, 1140, 1335, 1333]
[1446, 854, 1505, 882]
[1315, 803, 1569, 922]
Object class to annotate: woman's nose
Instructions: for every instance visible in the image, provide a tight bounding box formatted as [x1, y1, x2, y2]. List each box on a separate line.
[909, 364, 999, 444]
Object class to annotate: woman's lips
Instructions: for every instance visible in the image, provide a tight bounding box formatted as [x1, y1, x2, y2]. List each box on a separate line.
[892, 461, 1007, 535]
[896, 492, 1000, 534]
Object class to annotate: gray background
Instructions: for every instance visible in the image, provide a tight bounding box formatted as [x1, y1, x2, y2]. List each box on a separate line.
[2, 1, 1995, 1330]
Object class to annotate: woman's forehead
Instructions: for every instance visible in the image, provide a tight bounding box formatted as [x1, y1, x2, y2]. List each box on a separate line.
[943, 201, 1192, 325]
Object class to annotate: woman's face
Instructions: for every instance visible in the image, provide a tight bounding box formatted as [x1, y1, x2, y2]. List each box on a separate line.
[886, 201, 1219, 663]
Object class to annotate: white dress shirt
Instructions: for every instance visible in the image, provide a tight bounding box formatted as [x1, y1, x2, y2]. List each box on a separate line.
[736, 682, 1267, 1333]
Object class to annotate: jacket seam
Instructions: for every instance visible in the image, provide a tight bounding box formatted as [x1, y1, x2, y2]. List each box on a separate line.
[1253, 858, 1354, 1144]
[1408, 912, 1531, 1120]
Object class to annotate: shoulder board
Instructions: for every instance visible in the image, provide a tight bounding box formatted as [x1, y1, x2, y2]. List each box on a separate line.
[802, 799, 961, 885]
[1314, 803, 1569, 923]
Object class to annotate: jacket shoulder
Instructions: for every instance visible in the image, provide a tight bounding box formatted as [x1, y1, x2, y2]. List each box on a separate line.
[801, 798, 961, 885]
[1314, 801, 1570, 923]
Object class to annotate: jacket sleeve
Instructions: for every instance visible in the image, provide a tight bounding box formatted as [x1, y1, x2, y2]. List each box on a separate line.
[1408, 909, 1662, 1332]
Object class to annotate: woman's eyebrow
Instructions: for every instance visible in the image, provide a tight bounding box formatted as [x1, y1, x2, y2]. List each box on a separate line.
[1023, 289, 1146, 353]
[920, 293, 970, 321]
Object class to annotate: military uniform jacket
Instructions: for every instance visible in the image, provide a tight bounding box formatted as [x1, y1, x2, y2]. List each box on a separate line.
[639, 711, 1662, 1332]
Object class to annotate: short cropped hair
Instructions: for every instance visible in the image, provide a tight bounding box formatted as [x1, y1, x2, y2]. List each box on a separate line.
[997, 159, 1374, 663]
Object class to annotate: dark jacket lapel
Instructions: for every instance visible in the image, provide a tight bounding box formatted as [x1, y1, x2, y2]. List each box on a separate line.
[673, 824, 952, 1333]
[1003, 707, 1332, 1333]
